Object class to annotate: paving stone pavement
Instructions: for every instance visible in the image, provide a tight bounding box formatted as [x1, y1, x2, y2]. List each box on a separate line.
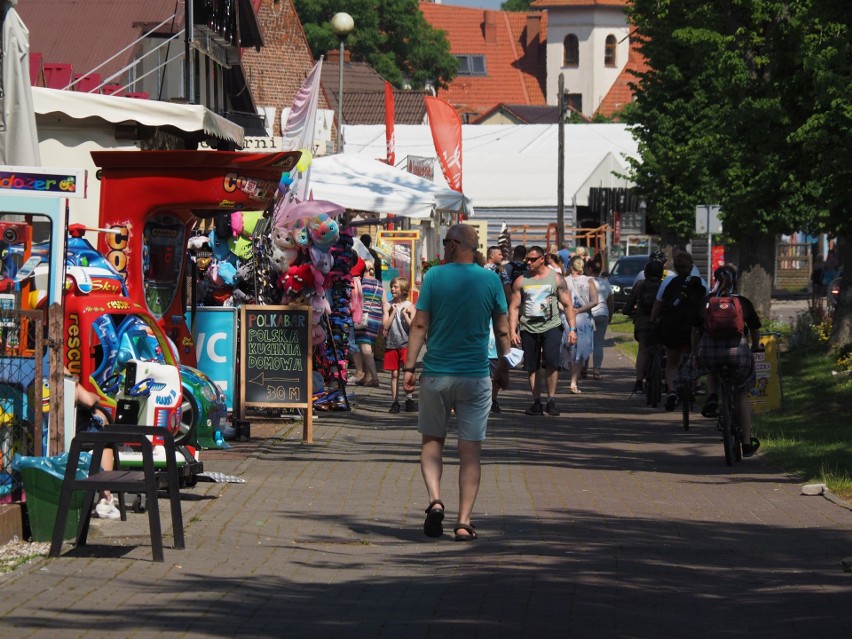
[0, 341, 850, 639]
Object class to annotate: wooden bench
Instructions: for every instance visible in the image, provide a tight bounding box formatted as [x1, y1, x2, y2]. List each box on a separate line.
[48, 426, 185, 562]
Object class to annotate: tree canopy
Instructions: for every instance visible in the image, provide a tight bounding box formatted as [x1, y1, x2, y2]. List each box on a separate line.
[623, 0, 851, 333]
[501, 0, 535, 10]
[292, 0, 458, 90]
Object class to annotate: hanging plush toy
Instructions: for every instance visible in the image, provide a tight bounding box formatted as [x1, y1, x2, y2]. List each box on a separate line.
[309, 245, 333, 275]
[309, 296, 331, 345]
[270, 245, 294, 273]
[230, 212, 244, 237]
[278, 171, 294, 195]
[311, 324, 326, 346]
[277, 263, 314, 296]
[291, 218, 312, 248]
[308, 213, 340, 252]
[269, 226, 300, 272]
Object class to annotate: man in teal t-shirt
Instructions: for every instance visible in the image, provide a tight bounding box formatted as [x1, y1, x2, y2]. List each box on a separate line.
[403, 224, 511, 541]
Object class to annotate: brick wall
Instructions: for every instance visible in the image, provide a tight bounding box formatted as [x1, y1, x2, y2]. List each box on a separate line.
[241, 0, 331, 138]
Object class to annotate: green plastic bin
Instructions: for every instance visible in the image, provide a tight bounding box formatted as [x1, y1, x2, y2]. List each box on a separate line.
[20, 466, 86, 542]
[13, 453, 92, 543]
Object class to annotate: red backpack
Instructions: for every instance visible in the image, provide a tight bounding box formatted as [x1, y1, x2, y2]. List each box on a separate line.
[704, 295, 745, 338]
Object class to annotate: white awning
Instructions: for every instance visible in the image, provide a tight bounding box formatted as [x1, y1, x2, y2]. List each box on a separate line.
[32, 87, 244, 146]
[308, 154, 462, 219]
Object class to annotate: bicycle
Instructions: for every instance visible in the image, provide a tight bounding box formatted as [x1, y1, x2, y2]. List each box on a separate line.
[676, 352, 694, 431]
[716, 366, 742, 466]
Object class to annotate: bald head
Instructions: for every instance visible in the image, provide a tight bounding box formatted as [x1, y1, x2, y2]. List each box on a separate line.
[446, 224, 477, 248]
[444, 224, 478, 264]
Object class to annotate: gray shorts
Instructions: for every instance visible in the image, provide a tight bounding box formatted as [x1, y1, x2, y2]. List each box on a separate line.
[418, 375, 492, 442]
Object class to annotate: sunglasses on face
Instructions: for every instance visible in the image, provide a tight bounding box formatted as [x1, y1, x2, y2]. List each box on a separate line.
[525, 255, 543, 263]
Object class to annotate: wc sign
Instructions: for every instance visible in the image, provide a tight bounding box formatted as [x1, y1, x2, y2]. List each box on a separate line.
[186, 307, 238, 411]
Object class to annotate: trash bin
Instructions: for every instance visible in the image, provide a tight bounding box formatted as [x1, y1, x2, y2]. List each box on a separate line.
[11, 453, 91, 542]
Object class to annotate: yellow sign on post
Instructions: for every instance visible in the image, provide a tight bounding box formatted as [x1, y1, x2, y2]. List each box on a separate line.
[465, 220, 489, 255]
[749, 333, 783, 414]
[377, 230, 420, 290]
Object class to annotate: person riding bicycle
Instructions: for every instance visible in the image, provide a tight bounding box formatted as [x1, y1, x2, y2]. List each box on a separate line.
[631, 250, 669, 287]
[626, 259, 664, 394]
[680, 265, 763, 457]
[649, 251, 708, 411]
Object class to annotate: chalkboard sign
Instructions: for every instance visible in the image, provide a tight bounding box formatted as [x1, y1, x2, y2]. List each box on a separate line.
[240, 305, 313, 441]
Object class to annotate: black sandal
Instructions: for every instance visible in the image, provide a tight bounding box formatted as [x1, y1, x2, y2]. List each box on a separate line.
[453, 523, 477, 541]
[423, 500, 445, 538]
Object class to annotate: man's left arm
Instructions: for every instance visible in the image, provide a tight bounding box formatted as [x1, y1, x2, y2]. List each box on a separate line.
[492, 310, 512, 390]
[403, 310, 430, 392]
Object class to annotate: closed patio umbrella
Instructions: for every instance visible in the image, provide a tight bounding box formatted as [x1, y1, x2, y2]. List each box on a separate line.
[1, 0, 40, 165]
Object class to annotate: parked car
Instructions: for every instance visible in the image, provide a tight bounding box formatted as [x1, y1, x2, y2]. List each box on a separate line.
[609, 255, 651, 312]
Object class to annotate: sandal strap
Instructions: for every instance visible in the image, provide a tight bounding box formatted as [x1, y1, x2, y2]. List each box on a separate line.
[425, 499, 445, 514]
[453, 523, 477, 538]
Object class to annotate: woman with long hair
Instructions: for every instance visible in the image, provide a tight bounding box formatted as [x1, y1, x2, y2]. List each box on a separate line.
[563, 256, 598, 393]
[354, 260, 388, 387]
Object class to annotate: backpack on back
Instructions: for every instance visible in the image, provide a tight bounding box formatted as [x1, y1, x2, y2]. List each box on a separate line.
[638, 278, 661, 315]
[659, 276, 702, 326]
[506, 260, 526, 284]
[704, 295, 744, 338]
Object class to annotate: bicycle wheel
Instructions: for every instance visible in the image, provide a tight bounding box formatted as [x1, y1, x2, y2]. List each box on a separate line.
[734, 418, 743, 462]
[720, 393, 736, 466]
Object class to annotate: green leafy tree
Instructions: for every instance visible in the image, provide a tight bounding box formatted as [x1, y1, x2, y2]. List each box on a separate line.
[293, 0, 458, 90]
[787, 1, 851, 345]
[623, 0, 827, 318]
[501, 0, 534, 11]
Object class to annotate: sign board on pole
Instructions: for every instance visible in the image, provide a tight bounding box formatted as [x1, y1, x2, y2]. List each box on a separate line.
[240, 304, 314, 442]
[466, 220, 488, 255]
[0, 166, 87, 199]
[695, 205, 722, 234]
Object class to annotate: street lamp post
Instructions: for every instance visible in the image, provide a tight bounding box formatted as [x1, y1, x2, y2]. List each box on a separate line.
[556, 73, 566, 250]
[331, 12, 354, 154]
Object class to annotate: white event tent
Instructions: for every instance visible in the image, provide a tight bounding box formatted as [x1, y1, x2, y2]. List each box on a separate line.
[343, 123, 639, 210]
[308, 154, 472, 219]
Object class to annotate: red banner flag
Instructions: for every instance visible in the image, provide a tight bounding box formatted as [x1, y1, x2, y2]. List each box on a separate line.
[385, 81, 396, 166]
[424, 96, 462, 192]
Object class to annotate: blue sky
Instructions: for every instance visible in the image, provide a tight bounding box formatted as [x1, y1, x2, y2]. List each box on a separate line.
[438, 0, 506, 9]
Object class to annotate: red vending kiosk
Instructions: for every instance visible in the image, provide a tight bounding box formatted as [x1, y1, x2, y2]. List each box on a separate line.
[93, 151, 301, 366]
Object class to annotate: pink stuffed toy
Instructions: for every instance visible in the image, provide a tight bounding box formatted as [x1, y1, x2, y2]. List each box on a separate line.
[311, 324, 326, 346]
[310, 295, 331, 321]
[230, 212, 243, 237]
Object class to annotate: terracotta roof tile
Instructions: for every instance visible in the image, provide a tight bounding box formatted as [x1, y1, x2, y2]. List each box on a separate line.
[322, 60, 428, 125]
[419, 2, 547, 120]
[473, 104, 560, 124]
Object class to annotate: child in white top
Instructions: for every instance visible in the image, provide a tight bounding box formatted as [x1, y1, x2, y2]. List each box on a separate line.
[382, 277, 417, 413]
